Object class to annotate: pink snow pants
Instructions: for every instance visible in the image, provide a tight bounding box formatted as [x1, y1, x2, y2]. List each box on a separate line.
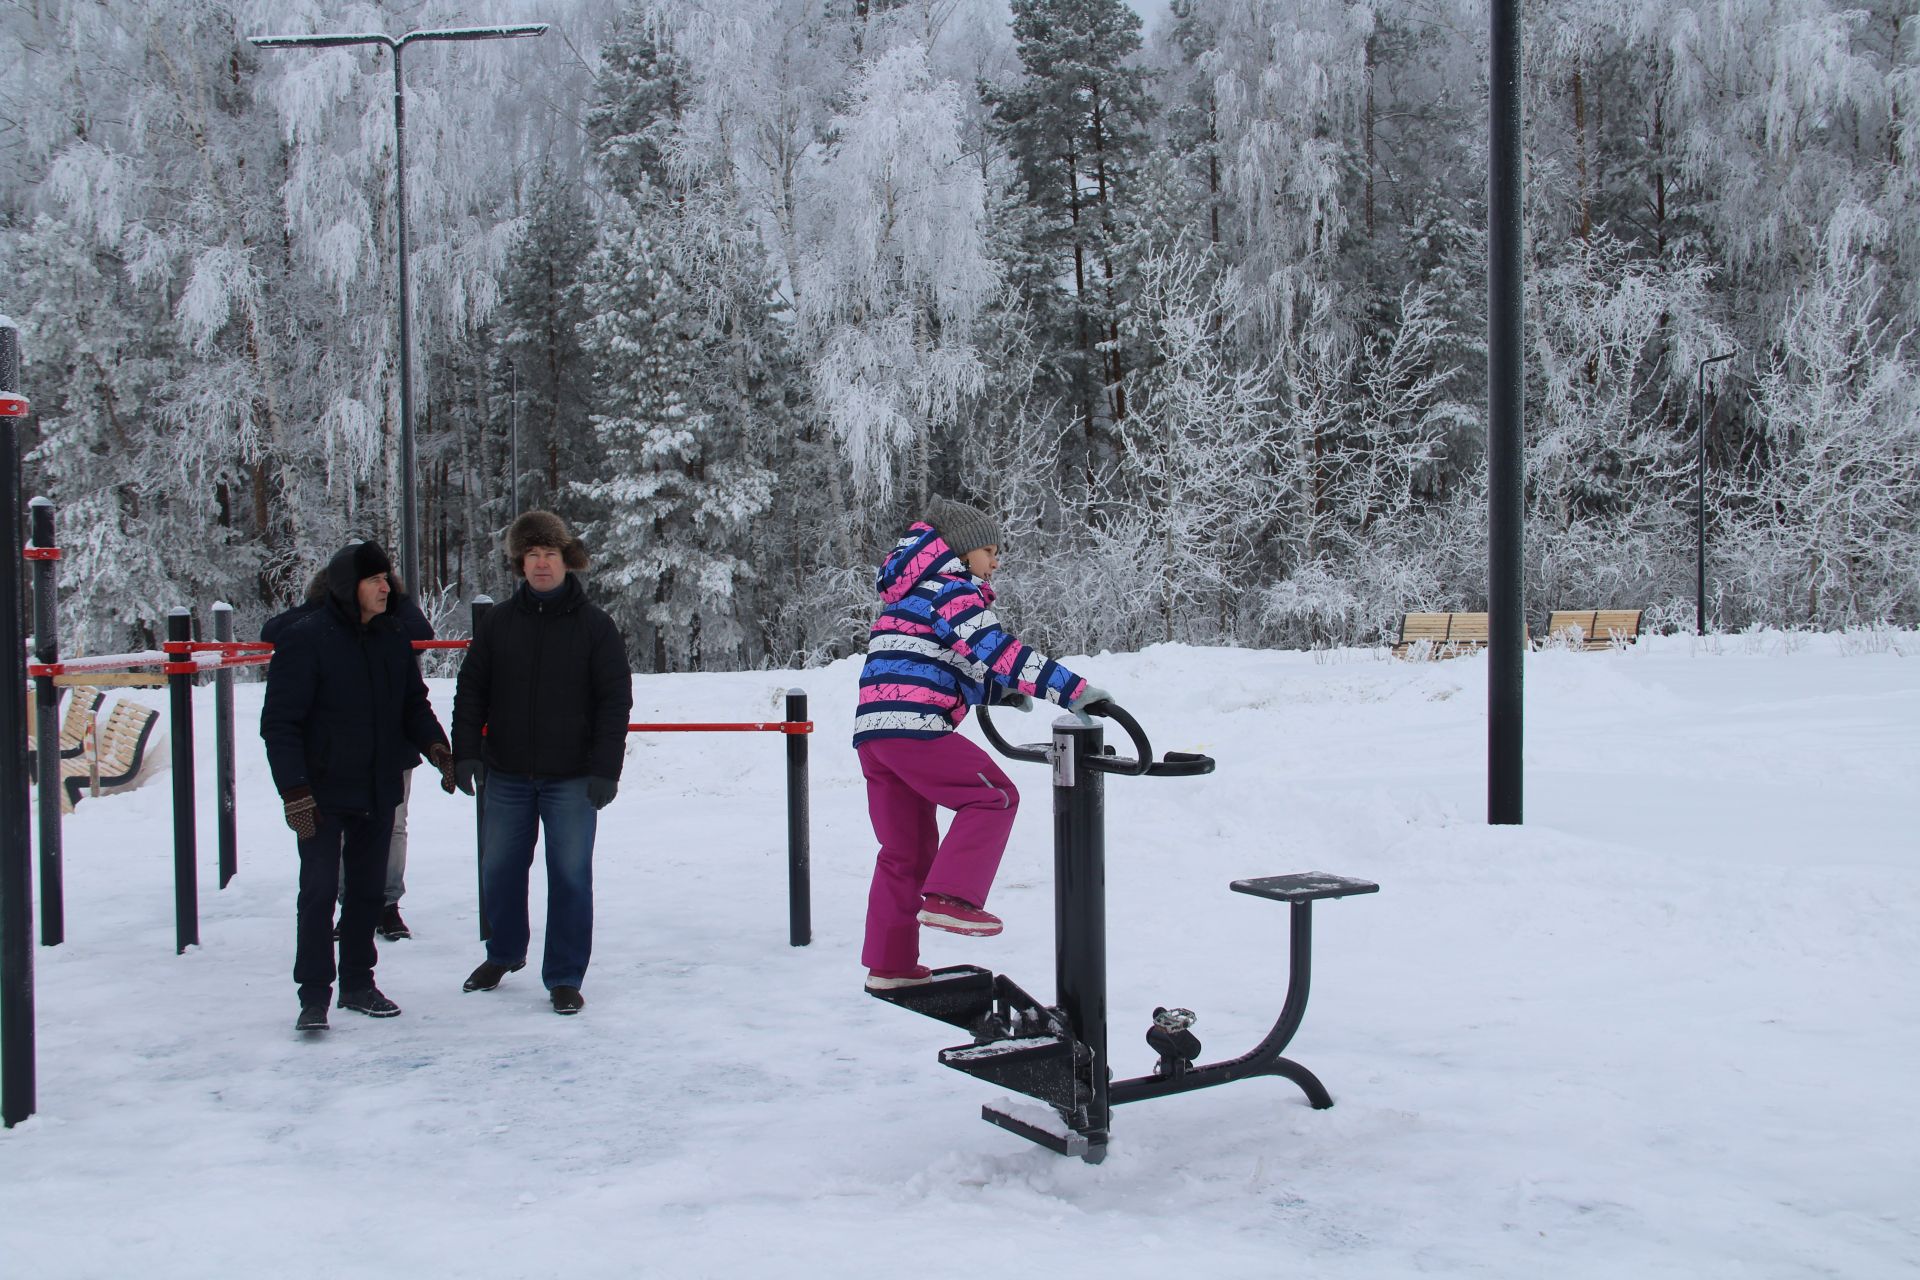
[858, 733, 1020, 972]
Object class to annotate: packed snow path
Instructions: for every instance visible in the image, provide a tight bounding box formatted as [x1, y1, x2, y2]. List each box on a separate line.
[3, 636, 1915, 1278]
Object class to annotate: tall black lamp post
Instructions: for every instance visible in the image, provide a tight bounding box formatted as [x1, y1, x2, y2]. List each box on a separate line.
[1486, 0, 1525, 825]
[1695, 351, 1737, 636]
[250, 24, 548, 592]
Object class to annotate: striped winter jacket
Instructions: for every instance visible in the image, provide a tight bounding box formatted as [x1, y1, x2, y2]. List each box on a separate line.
[852, 523, 1087, 747]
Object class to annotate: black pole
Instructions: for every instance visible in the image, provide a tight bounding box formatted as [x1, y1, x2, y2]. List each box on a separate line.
[212, 602, 237, 889]
[1486, 0, 1525, 826]
[393, 43, 420, 596]
[784, 689, 811, 947]
[1696, 351, 1737, 637]
[30, 498, 61, 946]
[1053, 717, 1109, 1155]
[471, 595, 492, 942]
[1, 322, 37, 1127]
[166, 609, 199, 954]
[508, 361, 519, 524]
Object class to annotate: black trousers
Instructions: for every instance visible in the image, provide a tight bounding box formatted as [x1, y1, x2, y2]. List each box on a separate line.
[294, 807, 396, 1005]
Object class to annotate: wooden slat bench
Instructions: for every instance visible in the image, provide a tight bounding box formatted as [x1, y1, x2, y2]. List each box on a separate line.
[1544, 609, 1643, 651]
[60, 700, 161, 813]
[1392, 612, 1505, 659]
[57, 684, 103, 758]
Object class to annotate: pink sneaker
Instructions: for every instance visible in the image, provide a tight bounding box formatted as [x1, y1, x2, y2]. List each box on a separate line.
[865, 965, 932, 991]
[917, 894, 1003, 937]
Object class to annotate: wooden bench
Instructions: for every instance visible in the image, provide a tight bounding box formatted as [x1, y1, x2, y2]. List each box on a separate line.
[1392, 611, 1498, 659]
[26, 684, 100, 778]
[60, 700, 162, 813]
[1543, 609, 1643, 651]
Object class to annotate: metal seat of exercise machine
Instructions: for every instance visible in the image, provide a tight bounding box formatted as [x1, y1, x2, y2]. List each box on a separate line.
[1230, 872, 1380, 903]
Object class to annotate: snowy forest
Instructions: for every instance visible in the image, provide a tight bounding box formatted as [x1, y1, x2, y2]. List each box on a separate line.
[1, 0, 1915, 667]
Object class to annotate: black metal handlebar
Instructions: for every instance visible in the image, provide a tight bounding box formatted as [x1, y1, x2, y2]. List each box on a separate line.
[975, 699, 1216, 778]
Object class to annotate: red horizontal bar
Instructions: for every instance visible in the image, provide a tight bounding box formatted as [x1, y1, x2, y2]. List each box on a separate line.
[412, 639, 469, 650]
[165, 640, 273, 654]
[0, 395, 29, 418]
[23, 547, 59, 561]
[627, 722, 813, 734]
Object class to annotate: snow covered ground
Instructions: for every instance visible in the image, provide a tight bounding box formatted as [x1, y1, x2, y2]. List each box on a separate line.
[2, 634, 1916, 1278]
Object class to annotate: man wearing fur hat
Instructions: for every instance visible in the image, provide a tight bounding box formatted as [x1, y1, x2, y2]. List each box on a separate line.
[261, 540, 456, 1032]
[452, 510, 632, 1015]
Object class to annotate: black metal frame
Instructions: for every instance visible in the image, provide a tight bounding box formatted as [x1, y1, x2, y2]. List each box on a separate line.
[870, 701, 1376, 1163]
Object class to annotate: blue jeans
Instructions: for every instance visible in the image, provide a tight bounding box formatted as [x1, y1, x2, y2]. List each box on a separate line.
[480, 771, 597, 990]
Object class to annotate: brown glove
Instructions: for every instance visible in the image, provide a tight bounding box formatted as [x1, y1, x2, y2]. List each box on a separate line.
[428, 742, 457, 795]
[282, 786, 318, 840]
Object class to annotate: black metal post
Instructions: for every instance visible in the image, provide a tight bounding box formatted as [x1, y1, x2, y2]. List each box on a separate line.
[471, 595, 492, 942]
[1053, 717, 1109, 1155]
[508, 360, 520, 524]
[2, 322, 37, 1126]
[784, 690, 811, 947]
[1696, 351, 1737, 636]
[30, 498, 61, 946]
[1486, 0, 1525, 826]
[392, 44, 420, 595]
[166, 609, 199, 954]
[212, 602, 237, 889]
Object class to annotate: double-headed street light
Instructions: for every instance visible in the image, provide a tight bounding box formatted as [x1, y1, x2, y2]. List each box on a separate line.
[251, 24, 548, 594]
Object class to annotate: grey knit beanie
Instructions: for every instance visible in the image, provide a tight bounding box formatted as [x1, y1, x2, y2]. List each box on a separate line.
[924, 497, 1000, 557]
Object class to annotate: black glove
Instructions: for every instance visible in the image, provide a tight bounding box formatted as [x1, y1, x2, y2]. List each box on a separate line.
[998, 692, 1034, 711]
[282, 786, 318, 840]
[454, 759, 485, 796]
[427, 743, 457, 794]
[586, 777, 618, 811]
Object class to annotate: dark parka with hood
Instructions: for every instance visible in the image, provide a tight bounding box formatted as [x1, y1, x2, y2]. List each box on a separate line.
[260, 543, 448, 814]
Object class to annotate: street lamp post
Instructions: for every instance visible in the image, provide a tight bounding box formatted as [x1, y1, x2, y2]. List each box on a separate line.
[1695, 351, 1737, 636]
[251, 24, 548, 593]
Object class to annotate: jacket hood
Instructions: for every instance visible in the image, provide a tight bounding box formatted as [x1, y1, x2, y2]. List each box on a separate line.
[876, 522, 982, 606]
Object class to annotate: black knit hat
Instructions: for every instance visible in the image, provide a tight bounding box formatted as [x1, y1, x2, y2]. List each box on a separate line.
[506, 510, 589, 576]
[325, 540, 393, 609]
[924, 497, 999, 558]
[351, 541, 393, 580]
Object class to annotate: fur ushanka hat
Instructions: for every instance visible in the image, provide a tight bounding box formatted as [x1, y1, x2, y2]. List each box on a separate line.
[506, 510, 590, 576]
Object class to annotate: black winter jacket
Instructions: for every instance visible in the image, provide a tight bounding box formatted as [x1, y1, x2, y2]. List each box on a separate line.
[451, 574, 631, 780]
[260, 549, 449, 814]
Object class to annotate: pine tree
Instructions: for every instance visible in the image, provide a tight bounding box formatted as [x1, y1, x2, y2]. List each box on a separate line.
[988, 0, 1153, 484]
[574, 201, 771, 672]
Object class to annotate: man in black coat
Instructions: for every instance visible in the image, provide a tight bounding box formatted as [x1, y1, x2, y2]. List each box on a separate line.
[261, 541, 455, 1031]
[264, 566, 435, 941]
[452, 510, 632, 1015]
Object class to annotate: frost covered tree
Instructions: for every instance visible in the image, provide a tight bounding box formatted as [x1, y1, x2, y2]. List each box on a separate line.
[1723, 219, 1920, 626]
[798, 43, 998, 510]
[574, 202, 771, 672]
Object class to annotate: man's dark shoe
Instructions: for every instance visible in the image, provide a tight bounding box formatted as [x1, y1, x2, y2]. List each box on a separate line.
[338, 986, 401, 1018]
[295, 1003, 329, 1032]
[463, 959, 525, 992]
[377, 903, 411, 941]
[550, 986, 585, 1015]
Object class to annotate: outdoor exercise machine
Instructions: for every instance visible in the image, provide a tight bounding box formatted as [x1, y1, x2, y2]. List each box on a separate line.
[868, 700, 1378, 1163]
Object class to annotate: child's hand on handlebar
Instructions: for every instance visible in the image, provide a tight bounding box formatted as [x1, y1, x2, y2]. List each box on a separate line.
[1069, 683, 1114, 722]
